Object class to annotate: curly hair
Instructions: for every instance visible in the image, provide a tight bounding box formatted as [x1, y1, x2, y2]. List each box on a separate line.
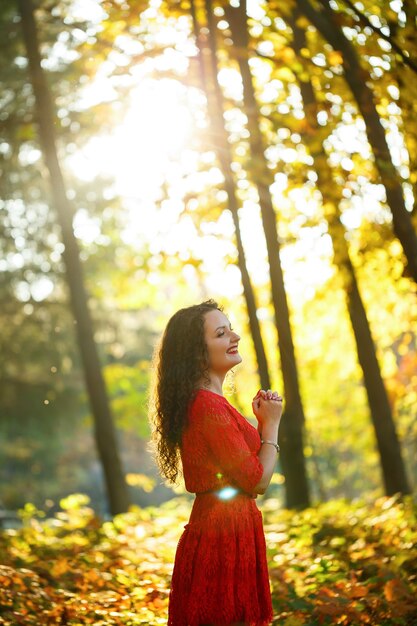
[149, 299, 221, 483]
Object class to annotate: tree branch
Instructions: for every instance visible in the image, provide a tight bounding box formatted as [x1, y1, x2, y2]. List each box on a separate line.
[324, 0, 417, 74]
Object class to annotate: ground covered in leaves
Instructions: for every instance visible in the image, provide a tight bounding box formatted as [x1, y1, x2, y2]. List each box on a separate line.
[0, 494, 416, 625]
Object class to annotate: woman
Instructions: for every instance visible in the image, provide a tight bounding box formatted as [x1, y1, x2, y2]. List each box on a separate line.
[150, 300, 283, 626]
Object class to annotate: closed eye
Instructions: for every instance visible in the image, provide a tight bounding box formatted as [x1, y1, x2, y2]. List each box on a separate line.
[215, 324, 233, 337]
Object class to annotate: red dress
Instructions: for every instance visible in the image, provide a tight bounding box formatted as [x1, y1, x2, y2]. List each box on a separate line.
[168, 389, 273, 626]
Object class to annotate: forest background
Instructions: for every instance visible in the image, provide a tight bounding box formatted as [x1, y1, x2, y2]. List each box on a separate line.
[1, 0, 416, 514]
[1, 0, 417, 623]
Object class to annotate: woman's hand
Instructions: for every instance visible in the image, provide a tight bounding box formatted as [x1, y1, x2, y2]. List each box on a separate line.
[252, 389, 283, 427]
[252, 389, 283, 495]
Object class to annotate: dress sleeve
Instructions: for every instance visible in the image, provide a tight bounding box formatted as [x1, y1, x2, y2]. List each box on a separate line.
[195, 394, 264, 494]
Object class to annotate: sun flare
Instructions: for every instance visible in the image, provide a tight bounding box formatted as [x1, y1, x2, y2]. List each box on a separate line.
[67, 71, 332, 304]
[68, 78, 193, 199]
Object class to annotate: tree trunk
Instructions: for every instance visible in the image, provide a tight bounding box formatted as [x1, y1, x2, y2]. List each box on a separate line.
[18, 0, 130, 515]
[397, 0, 417, 217]
[290, 13, 410, 496]
[223, 0, 310, 508]
[190, 0, 271, 391]
[296, 0, 417, 282]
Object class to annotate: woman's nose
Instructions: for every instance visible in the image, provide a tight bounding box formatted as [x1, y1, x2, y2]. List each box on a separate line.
[231, 331, 240, 341]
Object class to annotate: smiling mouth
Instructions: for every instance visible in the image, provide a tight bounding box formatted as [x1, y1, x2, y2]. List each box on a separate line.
[226, 346, 239, 354]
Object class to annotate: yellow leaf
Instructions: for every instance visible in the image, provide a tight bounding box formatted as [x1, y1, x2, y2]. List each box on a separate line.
[328, 50, 343, 66]
[283, 617, 306, 626]
[51, 558, 70, 577]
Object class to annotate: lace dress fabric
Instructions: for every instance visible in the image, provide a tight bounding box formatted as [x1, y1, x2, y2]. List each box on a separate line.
[168, 389, 273, 626]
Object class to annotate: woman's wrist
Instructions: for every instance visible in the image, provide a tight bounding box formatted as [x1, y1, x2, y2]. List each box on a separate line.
[261, 439, 280, 453]
[259, 423, 279, 441]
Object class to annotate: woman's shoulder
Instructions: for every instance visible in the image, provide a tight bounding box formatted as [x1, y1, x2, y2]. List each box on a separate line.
[189, 389, 231, 419]
[191, 388, 228, 406]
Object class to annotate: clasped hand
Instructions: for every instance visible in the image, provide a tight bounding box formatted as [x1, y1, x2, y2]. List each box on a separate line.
[251, 388, 283, 425]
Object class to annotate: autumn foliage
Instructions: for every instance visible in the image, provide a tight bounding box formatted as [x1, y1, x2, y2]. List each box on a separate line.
[0, 493, 416, 625]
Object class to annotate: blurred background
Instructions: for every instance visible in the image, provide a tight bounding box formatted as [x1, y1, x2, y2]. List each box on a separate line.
[1, 0, 416, 518]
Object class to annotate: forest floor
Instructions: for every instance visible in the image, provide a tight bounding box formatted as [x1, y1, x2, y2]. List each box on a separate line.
[0, 493, 416, 625]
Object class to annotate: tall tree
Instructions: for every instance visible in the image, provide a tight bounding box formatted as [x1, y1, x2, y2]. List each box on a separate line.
[289, 11, 411, 496]
[296, 0, 417, 282]
[190, 0, 272, 392]
[395, 0, 417, 217]
[215, 0, 310, 508]
[18, 0, 130, 515]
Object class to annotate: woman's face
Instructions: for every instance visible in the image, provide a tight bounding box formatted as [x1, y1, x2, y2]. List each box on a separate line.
[203, 309, 242, 376]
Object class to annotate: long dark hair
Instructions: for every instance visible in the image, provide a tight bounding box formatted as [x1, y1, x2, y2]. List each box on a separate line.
[149, 299, 221, 483]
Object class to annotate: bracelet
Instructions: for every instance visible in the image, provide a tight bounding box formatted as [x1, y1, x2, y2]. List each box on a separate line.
[261, 439, 280, 453]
